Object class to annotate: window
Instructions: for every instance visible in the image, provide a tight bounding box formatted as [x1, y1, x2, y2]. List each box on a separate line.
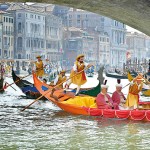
[38, 16, 40, 20]
[3, 17, 5, 22]
[17, 37, 22, 47]
[41, 41, 44, 48]
[18, 13, 21, 17]
[35, 15, 36, 19]
[11, 19, 13, 23]
[26, 14, 28, 18]
[77, 15, 80, 19]
[6, 18, 8, 22]
[18, 23, 21, 33]
[30, 14, 33, 18]
[9, 18, 11, 23]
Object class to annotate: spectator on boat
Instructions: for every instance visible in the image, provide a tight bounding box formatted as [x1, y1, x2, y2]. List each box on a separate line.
[96, 80, 118, 109]
[125, 73, 144, 109]
[112, 79, 126, 109]
[53, 70, 67, 89]
[35, 55, 44, 79]
[65, 54, 93, 96]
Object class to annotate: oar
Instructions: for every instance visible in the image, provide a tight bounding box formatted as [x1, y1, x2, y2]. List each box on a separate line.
[21, 66, 91, 112]
[0, 73, 32, 92]
[122, 83, 130, 89]
[4, 81, 17, 91]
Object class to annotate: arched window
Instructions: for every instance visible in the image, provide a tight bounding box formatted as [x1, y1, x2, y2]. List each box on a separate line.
[27, 54, 28, 59]
[18, 54, 21, 59]
[18, 23, 21, 33]
[17, 37, 22, 48]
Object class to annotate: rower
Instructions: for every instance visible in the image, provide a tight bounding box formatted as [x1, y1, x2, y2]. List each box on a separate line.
[96, 80, 118, 109]
[65, 54, 93, 96]
[125, 73, 144, 109]
[53, 70, 67, 89]
[112, 79, 126, 109]
[35, 55, 44, 79]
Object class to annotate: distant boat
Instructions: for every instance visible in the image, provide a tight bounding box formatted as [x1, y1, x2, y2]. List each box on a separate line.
[105, 71, 128, 79]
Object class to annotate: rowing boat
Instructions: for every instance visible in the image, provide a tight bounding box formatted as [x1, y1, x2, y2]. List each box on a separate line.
[12, 70, 47, 99]
[33, 73, 150, 121]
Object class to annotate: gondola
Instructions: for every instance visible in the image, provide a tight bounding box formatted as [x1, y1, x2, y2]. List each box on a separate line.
[105, 71, 127, 79]
[0, 78, 4, 92]
[0, 65, 4, 93]
[12, 70, 47, 99]
[33, 73, 150, 122]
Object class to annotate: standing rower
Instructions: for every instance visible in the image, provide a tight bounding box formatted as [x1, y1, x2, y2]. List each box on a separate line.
[65, 54, 92, 96]
[35, 55, 44, 79]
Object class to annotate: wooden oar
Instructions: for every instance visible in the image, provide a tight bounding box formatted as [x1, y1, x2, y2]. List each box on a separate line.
[0, 73, 32, 92]
[21, 66, 91, 112]
[122, 83, 130, 89]
[5, 81, 17, 91]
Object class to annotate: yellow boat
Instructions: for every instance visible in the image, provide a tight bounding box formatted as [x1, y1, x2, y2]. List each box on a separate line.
[127, 72, 150, 96]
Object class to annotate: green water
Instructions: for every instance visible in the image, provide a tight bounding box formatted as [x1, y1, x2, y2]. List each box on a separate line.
[0, 93, 150, 150]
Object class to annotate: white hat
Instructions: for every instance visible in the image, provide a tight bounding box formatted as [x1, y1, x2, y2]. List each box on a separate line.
[101, 80, 109, 88]
[116, 83, 122, 87]
[116, 79, 122, 87]
[101, 84, 109, 88]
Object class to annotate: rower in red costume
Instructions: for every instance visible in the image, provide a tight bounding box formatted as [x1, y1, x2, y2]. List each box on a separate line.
[112, 79, 126, 109]
[96, 80, 118, 109]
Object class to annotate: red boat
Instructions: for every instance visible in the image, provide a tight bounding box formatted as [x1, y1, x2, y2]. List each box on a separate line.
[33, 73, 150, 122]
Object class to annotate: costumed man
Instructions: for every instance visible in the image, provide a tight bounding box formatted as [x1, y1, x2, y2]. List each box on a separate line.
[112, 79, 126, 109]
[53, 70, 67, 89]
[35, 55, 44, 79]
[96, 80, 118, 109]
[65, 54, 92, 96]
[125, 73, 144, 109]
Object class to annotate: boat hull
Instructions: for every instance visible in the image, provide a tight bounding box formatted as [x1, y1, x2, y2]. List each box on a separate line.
[33, 73, 150, 121]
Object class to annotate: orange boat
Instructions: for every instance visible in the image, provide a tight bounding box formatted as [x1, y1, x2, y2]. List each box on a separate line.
[33, 73, 150, 121]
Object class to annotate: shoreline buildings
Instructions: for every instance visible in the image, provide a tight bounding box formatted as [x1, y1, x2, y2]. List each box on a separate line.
[0, 2, 149, 69]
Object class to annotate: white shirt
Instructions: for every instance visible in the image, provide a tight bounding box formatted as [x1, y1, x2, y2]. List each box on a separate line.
[73, 62, 88, 71]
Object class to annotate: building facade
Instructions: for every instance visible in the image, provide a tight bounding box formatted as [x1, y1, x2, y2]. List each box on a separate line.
[98, 33, 110, 66]
[7, 3, 46, 59]
[66, 9, 104, 32]
[45, 13, 63, 62]
[126, 32, 147, 61]
[104, 18, 127, 67]
[0, 11, 14, 59]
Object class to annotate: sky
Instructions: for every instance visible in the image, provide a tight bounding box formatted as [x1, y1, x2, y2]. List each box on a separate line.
[126, 26, 142, 33]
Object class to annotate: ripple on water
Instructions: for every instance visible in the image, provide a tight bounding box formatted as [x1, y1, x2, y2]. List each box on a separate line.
[0, 92, 150, 150]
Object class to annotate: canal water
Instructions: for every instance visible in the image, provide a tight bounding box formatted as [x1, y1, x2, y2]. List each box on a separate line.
[0, 76, 150, 150]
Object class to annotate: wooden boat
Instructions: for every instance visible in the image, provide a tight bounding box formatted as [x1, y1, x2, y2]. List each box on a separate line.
[33, 73, 150, 121]
[105, 71, 127, 79]
[12, 70, 46, 99]
[0, 65, 4, 92]
[0, 78, 4, 92]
